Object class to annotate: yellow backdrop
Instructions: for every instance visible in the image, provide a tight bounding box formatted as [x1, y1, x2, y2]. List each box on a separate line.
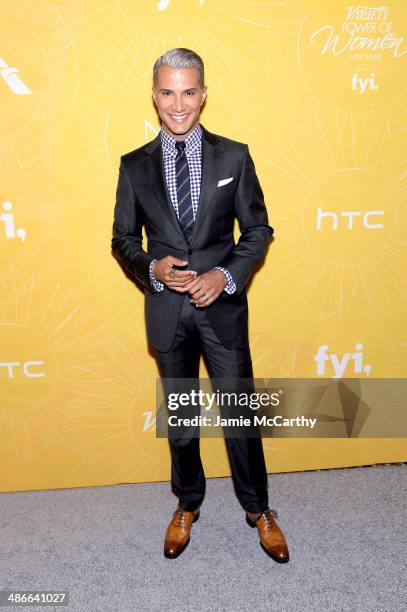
[1, 0, 406, 493]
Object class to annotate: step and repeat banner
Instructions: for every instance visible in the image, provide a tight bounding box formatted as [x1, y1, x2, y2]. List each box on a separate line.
[1, 0, 406, 492]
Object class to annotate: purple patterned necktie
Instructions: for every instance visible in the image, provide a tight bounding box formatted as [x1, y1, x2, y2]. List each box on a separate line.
[175, 140, 194, 242]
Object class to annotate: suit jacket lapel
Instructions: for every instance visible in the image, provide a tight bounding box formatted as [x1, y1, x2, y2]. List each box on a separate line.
[145, 135, 187, 243]
[189, 127, 221, 247]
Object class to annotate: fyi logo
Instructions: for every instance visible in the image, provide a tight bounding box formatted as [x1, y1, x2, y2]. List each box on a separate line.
[1, 201, 26, 241]
[156, 0, 204, 10]
[315, 343, 372, 378]
[0, 57, 31, 95]
[352, 73, 378, 94]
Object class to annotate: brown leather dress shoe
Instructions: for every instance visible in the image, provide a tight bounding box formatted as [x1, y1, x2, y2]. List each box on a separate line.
[246, 508, 289, 563]
[164, 506, 200, 559]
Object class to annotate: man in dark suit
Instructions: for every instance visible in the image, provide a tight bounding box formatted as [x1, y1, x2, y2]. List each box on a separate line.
[111, 48, 289, 563]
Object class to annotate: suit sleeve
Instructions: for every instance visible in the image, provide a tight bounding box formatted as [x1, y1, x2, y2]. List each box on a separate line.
[111, 157, 156, 293]
[216, 145, 274, 295]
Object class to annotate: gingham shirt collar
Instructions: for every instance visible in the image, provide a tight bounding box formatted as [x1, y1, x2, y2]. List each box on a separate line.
[160, 123, 202, 157]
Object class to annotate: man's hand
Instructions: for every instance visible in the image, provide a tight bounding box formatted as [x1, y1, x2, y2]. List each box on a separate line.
[185, 269, 227, 307]
[152, 256, 197, 292]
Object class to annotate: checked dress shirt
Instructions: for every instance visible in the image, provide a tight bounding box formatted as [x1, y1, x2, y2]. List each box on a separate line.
[149, 123, 236, 294]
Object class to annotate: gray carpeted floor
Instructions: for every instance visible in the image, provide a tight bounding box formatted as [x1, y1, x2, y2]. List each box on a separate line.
[0, 464, 406, 612]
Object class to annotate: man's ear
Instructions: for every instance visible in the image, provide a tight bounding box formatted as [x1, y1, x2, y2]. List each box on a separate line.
[152, 89, 157, 105]
[201, 86, 207, 105]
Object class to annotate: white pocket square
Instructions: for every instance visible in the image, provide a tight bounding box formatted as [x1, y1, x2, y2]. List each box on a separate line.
[217, 177, 234, 187]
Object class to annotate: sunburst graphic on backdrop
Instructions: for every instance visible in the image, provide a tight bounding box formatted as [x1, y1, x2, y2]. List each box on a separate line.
[251, 113, 407, 333]
[0, 269, 244, 488]
[59, 0, 272, 99]
[0, 270, 174, 491]
[266, 1, 407, 143]
[0, 0, 78, 171]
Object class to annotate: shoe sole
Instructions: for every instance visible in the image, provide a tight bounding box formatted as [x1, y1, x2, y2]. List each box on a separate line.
[163, 510, 200, 559]
[246, 514, 290, 563]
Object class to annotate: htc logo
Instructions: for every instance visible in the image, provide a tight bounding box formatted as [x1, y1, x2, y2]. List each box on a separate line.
[316, 207, 384, 231]
[0, 361, 45, 378]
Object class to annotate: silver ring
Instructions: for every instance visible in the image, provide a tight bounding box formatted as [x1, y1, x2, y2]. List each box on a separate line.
[202, 293, 208, 302]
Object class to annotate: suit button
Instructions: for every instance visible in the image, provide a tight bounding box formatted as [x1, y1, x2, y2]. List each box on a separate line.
[188, 248, 193, 254]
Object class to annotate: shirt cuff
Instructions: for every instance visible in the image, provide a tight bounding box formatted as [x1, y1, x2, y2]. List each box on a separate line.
[213, 266, 236, 294]
[149, 259, 164, 292]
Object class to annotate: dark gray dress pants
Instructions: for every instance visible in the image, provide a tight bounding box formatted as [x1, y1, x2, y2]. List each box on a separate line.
[154, 294, 269, 514]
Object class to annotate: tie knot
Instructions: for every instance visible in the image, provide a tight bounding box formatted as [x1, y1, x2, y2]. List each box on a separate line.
[175, 140, 186, 157]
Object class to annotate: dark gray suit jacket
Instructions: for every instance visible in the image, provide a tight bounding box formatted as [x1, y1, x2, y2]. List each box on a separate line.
[111, 125, 273, 352]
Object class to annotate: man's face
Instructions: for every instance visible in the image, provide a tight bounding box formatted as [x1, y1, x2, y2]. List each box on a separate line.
[152, 65, 207, 140]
